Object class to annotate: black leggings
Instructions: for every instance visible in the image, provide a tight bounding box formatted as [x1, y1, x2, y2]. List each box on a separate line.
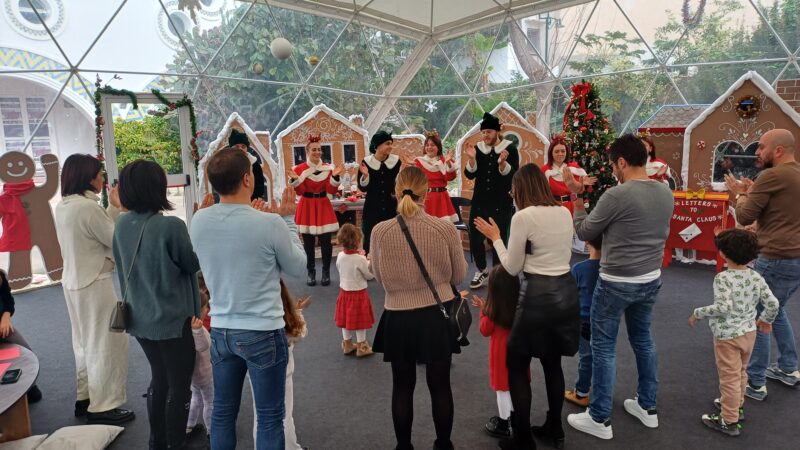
[302, 232, 333, 272]
[508, 353, 565, 444]
[137, 319, 195, 450]
[391, 360, 453, 450]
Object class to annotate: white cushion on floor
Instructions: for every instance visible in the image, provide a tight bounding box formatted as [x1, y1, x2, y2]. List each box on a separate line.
[0, 435, 48, 450]
[36, 425, 123, 450]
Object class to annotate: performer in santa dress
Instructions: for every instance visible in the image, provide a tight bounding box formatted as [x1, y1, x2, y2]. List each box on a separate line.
[287, 134, 343, 287]
[540, 136, 596, 215]
[640, 134, 670, 184]
[403, 130, 459, 222]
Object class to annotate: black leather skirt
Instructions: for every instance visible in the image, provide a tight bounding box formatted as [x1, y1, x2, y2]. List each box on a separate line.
[506, 272, 580, 369]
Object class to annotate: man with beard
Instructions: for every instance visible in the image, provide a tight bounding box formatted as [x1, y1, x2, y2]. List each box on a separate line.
[725, 128, 800, 399]
[465, 112, 519, 289]
[229, 129, 267, 201]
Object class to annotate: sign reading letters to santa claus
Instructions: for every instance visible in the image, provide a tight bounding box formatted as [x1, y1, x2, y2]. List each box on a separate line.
[664, 191, 734, 272]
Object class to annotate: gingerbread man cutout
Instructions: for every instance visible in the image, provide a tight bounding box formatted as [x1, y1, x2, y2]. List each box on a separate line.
[0, 152, 62, 289]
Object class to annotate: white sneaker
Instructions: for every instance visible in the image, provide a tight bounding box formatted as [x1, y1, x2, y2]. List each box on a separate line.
[567, 410, 613, 440]
[624, 398, 659, 428]
[469, 270, 488, 289]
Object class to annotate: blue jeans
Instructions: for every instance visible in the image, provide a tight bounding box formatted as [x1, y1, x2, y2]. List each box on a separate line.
[575, 321, 592, 396]
[589, 278, 662, 422]
[747, 257, 800, 387]
[210, 328, 288, 450]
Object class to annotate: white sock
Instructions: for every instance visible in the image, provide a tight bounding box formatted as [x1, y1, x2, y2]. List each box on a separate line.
[342, 329, 353, 341]
[355, 329, 367, 342]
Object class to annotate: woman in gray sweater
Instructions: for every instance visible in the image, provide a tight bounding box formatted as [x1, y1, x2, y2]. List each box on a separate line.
[113, 160, 200, 450]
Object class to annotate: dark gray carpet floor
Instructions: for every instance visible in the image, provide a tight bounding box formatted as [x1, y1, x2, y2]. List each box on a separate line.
[13, 253, 800, 449]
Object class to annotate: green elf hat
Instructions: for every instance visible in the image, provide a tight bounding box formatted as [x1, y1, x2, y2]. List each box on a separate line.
[480, 112, 501, 131]
[369, 130, 393, 153]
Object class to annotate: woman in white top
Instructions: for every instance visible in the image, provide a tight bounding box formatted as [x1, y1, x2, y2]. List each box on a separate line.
[475, 163, 578, 450]
[54, 154, 134, 424]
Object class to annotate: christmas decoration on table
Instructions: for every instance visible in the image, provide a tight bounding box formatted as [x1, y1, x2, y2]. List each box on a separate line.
[734, 95, 760, 119]
[562, 80, 616, 210]
[270, 37, 293, 60]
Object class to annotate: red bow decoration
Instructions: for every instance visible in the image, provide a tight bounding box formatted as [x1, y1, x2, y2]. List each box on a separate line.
[563, 82, 596, 129]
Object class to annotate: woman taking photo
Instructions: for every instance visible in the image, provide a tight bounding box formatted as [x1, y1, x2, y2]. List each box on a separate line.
[540, 136, 596, 215]
[403, 130, 459, 222]
[475, 164, 579, 450]
[113, 160, 200, 449]
[370, 166, 468, 450]
[54, 154, 134, 424]
[287, 134, 343, 286]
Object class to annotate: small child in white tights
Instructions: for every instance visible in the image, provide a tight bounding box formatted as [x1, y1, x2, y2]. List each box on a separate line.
[186, 286, 213, 437]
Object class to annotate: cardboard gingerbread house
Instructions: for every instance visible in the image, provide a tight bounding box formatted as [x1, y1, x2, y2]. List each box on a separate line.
[275, 104, 369, 195]
[637, 104, 708, 188]
[456, 102, 549, 198]
[390, 134, 426, 158]
[197, 112, 282, 201]
[683, 71, 800, 191]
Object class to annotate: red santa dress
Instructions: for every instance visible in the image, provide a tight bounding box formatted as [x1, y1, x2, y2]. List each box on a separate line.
[415, 155, 458, 222]
[479, 312, 529, 391]
[291, 160, 340, 235]
[541, 162, 586, 215]
[334, 249, 375, 330]
[646, 157, 670, 184]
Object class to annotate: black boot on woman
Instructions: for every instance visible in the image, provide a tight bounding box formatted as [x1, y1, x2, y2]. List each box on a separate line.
[531, 411, 565, 449]
[320, 269, 331, 286]
[307, 269, 316, 286]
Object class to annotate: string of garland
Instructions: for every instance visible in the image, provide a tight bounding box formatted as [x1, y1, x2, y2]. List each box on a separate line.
[149, 88, 201, 166]
[94, 75, 137, 207]
[682, 0, 707, 27]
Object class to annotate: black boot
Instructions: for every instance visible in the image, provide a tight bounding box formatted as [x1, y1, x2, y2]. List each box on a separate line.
[74, 398, 90, 417]
[531, 411, 564, 449]
[485, 416, 512, 438]
[433, 438, 454, 450]
[499, 411, 536, 450]
[321, 269, 331, 286]
[307, 269, 316, 286]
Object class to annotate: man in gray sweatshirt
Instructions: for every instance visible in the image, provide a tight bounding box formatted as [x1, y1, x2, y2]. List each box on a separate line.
[566, 134, 674, 440]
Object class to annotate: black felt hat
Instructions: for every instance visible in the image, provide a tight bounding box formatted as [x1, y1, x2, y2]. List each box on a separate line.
[480, 112, 501, 131]
[369, 130, 393, 153]
[228, 128, 249, 147]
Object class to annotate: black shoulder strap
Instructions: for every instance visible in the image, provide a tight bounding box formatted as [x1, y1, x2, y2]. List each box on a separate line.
[396, 215, 449, 318]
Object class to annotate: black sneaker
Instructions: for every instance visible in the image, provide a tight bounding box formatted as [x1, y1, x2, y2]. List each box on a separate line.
[74, 399, 90, 417]
[86, 408, 136, 425]
[701, 412, 741, 437]
[485, 416, 511, 438]
[714, 398, 744, 422]
[470, 270, 488, 289]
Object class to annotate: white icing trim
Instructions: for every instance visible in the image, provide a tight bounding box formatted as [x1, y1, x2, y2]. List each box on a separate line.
[198, 112, 280, 197]
[364, 153, 400, 170]
[682, 71, 800, 190]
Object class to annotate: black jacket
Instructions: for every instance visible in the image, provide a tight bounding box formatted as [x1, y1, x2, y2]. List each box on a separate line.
[464, 139, 519, 216]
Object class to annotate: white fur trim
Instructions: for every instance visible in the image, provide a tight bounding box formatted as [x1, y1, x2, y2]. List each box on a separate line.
[499, 162, 512, 176]
[417, 155, 446, 174]
[545, 164, 586, 181]
[293, 162, 334, 184]
[476, 139, 512, 155]
[466, 159, 477, 173]
[329, 175, 341, 187]
[446, 160, 459, 173]
[364, 153, 399, 170]
[682, 70, 800, 190]
[297, 223, 340, 234]
[360, 174, 369, 186]
[645, 160, 667, 177]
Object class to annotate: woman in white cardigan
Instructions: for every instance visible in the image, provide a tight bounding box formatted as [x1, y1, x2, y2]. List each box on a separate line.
[54, 154, 135, 425]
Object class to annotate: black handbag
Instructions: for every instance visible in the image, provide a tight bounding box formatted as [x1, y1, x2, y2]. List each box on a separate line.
[109, 215, 151, 333]
[397, 215, 471, 347]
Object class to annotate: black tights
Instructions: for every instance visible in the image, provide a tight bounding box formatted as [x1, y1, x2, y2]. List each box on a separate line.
[391, 360, 453, 450]
[302, 232, 332, 272]
[508, 353, 565, 444]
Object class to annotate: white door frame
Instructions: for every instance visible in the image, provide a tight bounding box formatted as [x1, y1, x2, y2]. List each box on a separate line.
[99, 92, 199, 226]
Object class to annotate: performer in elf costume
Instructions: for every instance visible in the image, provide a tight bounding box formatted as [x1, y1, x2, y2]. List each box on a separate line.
[465, 113, 519, 289]
[358, 131, 402, 254]
[288, 134, 343, 286]
[540, 135, 597, 216]
[403, 130, 459, 222]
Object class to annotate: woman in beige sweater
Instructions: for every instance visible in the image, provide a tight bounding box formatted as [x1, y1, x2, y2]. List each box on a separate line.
[370, 166, 468, 450]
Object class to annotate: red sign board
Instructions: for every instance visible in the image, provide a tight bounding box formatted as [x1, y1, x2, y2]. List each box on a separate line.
[663, 191, 734, 272]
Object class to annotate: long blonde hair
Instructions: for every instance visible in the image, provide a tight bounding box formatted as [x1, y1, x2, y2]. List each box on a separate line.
[395, 166, 428, 218]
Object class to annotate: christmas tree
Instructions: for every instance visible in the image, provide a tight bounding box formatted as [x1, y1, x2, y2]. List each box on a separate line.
[562, 81, 616, 209]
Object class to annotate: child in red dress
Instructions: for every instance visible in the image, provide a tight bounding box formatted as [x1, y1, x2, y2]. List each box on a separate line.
[472, 265, 525, 439]
[335, 223, 375, 357]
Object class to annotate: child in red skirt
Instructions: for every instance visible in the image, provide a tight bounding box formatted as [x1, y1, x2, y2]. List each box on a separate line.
[335, 223, 375, 357]
[472, 265, 525, 439]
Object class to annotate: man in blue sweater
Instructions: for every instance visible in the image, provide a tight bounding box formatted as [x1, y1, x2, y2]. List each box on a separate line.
[190, 147, 306, 450]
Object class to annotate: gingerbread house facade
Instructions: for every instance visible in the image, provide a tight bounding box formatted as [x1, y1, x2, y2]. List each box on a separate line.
[276, 104, 369, 195]
[198, 112, 281, 201]
[455, 102, 548, 198]
[390, 134, 426, 158]
[683, 71, 800, 191]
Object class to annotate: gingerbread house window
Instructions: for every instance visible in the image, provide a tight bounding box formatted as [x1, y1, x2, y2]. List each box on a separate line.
[343, 143, 357, 164]
[321, 144, 332, 164]
[504, 131, 521, 150]
[292, 145, 306, 165]
[712, 140, 761, 182]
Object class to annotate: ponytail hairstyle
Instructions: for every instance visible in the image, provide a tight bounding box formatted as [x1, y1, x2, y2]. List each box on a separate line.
[395, 166, 428, 218]
[280, 279, 306, 338]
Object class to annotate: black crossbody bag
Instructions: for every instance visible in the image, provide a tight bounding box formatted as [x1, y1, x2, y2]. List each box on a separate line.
[396, 215, 471, 347]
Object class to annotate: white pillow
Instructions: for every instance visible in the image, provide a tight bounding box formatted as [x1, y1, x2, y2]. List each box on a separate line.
[36, 425, 123, 450]
[0, 435, 48, 450]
